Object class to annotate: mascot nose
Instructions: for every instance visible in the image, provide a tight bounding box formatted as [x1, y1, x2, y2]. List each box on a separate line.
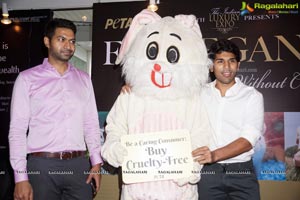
[154, 64, 161, 72]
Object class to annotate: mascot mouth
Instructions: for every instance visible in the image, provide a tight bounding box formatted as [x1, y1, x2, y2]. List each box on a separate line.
[151, 64, 172, 88]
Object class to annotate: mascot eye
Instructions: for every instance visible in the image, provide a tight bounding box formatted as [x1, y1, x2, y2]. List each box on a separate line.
[166, 46, 179, 63]
[146, 42, 159, 60]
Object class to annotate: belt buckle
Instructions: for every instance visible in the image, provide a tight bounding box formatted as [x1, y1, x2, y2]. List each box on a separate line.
[60, 152, 72, 160]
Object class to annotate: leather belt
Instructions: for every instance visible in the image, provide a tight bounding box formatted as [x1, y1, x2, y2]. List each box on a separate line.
[29, 151, 87, 160]
[203, 160, 254, 174]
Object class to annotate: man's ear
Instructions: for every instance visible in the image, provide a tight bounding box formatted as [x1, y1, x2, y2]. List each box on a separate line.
[44, 36, 50, 48]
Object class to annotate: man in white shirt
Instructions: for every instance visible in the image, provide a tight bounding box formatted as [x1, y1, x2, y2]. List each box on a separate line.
[192, 39, 264, 200]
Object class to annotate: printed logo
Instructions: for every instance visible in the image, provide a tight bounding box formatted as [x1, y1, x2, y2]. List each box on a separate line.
[240, 2, 254, 16]
[240, 2, 298, 16]
[209, 7, 240, 34]
[254, 2, 298, 14]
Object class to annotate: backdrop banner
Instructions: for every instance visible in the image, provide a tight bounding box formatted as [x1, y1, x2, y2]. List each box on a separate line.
[0, 9, 52, 149]
[0, 9, 52, 200]
[92, 0, 300, 181]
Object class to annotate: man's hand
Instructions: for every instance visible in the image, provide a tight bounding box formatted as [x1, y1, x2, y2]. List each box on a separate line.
[192, 146, 215, 164]
[121, 84, 131, 94]
[14, 180, 33, 200]
[86, 164, 101, 196]
[193, 138, 252, 164]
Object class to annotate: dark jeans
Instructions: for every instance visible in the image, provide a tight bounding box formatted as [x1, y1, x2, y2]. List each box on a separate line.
[27, 155, 93, 200]
[198, 160, 260, 200]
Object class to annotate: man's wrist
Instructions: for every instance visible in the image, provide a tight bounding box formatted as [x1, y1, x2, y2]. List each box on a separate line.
[90, 164, 101, 174]
[14, 170, 29, 183]
[211, 150, 219, 163]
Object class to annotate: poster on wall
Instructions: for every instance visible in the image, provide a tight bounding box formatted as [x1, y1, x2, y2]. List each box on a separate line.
[92, 0, 300, 180]
[0, 10, 52, 150]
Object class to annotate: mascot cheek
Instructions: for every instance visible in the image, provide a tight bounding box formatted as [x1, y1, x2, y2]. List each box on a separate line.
[151, 64, 172, 88]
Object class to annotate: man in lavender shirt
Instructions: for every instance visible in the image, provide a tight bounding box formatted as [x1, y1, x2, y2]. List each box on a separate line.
[8, 18, 102, 200]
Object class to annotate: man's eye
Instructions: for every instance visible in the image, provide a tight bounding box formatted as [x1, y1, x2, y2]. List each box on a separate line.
[58, 37, 65, 42]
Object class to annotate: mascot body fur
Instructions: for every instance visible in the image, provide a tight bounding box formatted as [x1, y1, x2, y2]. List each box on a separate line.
[101, 10, 211, 200]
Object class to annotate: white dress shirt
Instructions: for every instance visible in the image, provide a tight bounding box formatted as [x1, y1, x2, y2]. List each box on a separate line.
[201, 77, 264, 163]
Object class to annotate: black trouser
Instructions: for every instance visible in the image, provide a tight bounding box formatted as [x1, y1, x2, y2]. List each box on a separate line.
[27, 155, 93, 200]
[198, 160, 260, 200]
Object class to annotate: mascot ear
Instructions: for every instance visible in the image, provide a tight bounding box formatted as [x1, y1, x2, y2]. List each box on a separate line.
[115, 9, 161, 65]
[174, 14, 203, 38]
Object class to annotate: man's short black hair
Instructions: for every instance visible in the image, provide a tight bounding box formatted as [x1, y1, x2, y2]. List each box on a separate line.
[208, 39, 241, 62]
[44, 18, 77, 40]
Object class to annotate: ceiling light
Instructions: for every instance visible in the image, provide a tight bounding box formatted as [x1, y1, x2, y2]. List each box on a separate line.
[2, 2, 9, 17]
[1, 3, 11, 25]
[1, 17, 11, 25]
[82, 15, 87, 22]
[147, 0, 159, 12]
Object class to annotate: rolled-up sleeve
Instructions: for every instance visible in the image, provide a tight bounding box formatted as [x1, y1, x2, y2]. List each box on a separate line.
[240, 90, 264, 147]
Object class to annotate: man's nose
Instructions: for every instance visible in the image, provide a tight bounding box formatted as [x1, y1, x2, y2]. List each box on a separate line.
[223, 61, 230, 68]
[64, 41, 72, 49]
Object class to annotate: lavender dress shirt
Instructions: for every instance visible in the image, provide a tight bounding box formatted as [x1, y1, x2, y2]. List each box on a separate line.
[9, 58, 102, 183]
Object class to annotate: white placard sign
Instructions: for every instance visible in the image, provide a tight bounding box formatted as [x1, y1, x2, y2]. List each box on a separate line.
[121, 129, 194, 184]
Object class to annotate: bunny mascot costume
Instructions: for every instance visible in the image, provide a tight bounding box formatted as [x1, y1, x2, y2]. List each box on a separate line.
[102, 9, 212, 200]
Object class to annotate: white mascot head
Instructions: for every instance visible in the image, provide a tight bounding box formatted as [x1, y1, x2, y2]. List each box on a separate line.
[116, 9, 211, 99]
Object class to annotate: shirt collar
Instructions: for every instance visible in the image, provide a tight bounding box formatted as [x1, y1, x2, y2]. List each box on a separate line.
[41, 58, 73, 74]
[211, 77, 243, 97]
